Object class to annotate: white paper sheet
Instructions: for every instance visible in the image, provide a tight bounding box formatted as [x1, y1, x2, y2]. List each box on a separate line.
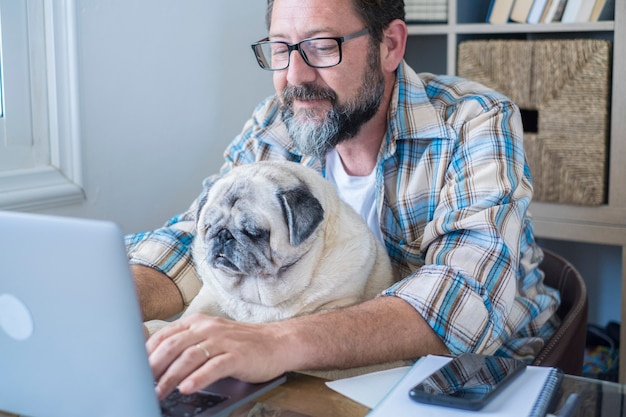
[325, 365, 411, 408]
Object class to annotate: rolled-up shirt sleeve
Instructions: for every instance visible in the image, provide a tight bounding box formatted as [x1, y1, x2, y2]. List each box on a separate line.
[382, 82, 559, 360]
[125, 204, 203, 306]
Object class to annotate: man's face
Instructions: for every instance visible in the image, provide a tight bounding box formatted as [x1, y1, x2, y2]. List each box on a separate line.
[269, 0, 386, 158]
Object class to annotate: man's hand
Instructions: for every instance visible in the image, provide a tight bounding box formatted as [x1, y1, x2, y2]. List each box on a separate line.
[146, 296, 448, 401]
[147, 314, 289, 401]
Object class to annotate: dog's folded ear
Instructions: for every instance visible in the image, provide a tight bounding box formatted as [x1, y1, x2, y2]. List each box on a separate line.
[277, 187, 324, 246]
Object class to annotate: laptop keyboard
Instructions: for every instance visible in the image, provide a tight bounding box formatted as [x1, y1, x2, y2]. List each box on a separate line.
[160, 388, 229, 417]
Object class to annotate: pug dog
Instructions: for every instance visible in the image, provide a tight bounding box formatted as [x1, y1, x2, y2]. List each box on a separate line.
[144, 161, 395, 338]
[182, 160, 396, 323]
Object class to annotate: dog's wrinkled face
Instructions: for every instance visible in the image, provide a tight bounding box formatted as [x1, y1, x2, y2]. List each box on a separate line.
[194, 164, 324, 307]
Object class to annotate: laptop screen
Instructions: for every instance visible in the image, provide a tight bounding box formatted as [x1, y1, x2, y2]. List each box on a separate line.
[0, 211, 284, 417]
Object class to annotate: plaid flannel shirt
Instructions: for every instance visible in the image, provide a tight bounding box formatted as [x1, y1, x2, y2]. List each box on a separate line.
[126, 61, 560, 361]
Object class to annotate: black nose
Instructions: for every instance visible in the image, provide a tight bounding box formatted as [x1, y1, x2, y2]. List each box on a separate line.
[216, 229, 234, 244]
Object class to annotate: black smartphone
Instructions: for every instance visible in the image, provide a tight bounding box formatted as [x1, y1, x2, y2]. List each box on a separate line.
[408, 353, 527, 411]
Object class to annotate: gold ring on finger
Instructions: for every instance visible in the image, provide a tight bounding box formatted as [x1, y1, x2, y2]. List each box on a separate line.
[195, 343, 210, 359]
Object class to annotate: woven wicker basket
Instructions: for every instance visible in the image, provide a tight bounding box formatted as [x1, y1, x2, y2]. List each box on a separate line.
[457, 39, 612, 206]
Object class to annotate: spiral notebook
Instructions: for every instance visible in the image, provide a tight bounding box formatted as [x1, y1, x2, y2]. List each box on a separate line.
[364, 355, 563, 417]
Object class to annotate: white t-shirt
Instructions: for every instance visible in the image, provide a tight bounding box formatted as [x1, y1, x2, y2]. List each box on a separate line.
[325, 149, 383, 243]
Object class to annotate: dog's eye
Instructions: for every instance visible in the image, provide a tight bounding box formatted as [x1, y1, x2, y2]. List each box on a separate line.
[243, 228, 269, 240]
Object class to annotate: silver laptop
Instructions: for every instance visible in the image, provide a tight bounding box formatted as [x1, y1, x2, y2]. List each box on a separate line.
[0, 210, 285, 417]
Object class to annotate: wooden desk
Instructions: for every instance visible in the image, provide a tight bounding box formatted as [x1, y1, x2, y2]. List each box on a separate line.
[2, 372, 624, 417]
[231, 372, 626, 417]
[230, 373, 369, 417]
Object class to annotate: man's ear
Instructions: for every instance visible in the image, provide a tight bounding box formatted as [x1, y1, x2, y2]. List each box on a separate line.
[380, 19, 408, 73]
[277, 187, 324, 246]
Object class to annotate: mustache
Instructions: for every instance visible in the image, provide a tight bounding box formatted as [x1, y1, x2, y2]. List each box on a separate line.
[281, 84, 337, 106]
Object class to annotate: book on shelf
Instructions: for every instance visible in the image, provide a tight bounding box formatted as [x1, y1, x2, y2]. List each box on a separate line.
[590, 0, 608, 20]
[562, 0, 611, 22]
[510, 0, 535, 22]
[551, 0, 570, 21]
[575, 0, 598, 21]
[590, 0, 615, 21]
[405, 0, 448, 22]
[540, 0, 560, 22]
[486, 0, 515, 24]
[528, 0, 550, 23]
[561, 0, 584, 22]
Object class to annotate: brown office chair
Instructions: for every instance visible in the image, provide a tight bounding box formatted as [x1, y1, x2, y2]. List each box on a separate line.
[532, 248, 588, 375]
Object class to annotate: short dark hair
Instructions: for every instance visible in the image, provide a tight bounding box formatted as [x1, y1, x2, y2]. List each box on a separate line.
[265, 0, 405, 43]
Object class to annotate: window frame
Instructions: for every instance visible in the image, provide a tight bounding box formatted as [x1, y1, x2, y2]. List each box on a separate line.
[0, 0, 83, 211]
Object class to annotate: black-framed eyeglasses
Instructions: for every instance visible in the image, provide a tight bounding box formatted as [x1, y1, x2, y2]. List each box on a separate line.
[251, 28, 369, 71]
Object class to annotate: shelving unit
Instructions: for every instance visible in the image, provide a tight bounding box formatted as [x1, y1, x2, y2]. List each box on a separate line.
[404, 0, 626, 382]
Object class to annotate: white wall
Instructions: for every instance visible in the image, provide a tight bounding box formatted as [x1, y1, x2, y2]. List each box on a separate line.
[37, 0, 273, 234]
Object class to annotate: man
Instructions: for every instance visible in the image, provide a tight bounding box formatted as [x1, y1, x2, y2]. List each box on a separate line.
[128, 0, 560, 401]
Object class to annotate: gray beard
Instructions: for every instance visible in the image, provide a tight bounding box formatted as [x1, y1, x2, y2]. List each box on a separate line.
[281, 101, 342, 159]
[279, 52, 385, 159]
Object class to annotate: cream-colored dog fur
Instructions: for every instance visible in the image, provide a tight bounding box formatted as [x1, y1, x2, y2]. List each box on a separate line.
[145, 161, 404, 377]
